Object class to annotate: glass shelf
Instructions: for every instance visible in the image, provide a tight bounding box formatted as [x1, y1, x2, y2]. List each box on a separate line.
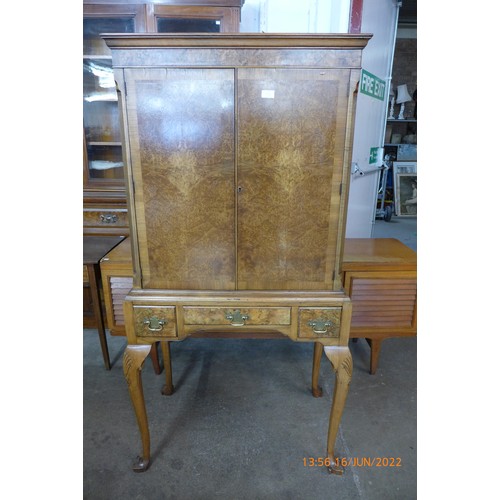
[387, 119, 417, 123]
[86, 144, 124, 181]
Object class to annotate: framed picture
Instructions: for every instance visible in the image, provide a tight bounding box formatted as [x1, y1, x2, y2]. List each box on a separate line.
[395, 173, 417, 216]
[393, 161, 417, 175]
[397, 144, 417, 161]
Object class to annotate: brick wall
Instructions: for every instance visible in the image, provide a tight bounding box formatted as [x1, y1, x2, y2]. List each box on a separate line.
[392, 38, 417, 119]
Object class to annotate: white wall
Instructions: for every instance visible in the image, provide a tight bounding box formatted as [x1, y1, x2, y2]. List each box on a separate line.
[345, 0, 399, 237]
[240, 0, 350, 33]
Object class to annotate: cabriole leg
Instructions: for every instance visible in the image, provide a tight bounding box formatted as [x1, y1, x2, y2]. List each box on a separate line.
[323, 346, 352, 475]
[123, 344, 152, 472]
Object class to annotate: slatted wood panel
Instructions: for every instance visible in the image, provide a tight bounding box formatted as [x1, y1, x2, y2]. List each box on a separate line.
[350, 278, 416, 328]
[110, 277, 133, 326]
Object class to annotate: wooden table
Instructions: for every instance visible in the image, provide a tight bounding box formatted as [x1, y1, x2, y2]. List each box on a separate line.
[83, 235, 125, 369]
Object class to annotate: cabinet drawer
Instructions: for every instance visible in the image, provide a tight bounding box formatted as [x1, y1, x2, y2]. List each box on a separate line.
[298, 307, 342, 339]
[133, 306, 177, 338]
[83, 209, 128, 228]
[183, 307, 291, 327]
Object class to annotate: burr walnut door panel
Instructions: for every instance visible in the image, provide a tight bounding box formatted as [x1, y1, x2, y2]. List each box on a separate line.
[236, 68, 352, 290]
[124, 68, 236, 289]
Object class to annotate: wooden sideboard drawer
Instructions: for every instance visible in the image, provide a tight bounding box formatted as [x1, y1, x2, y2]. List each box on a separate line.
[183, 307, 291, 327]
[83, 209, 128, 228]
[133, 306, 177, 338]
[298, 307, 342, 339]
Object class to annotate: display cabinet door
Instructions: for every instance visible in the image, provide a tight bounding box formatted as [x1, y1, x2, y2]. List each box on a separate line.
[236, 68, 352, 290]
[123, 68, 236, 290]
[151, 5, 241, 33]
[83, 6, 146, 187]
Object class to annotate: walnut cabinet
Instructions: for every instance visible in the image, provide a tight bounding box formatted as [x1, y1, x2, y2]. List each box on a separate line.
[104, 33, 371, 473]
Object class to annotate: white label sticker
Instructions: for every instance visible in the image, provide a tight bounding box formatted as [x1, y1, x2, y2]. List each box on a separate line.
[261, 89, 275, 99]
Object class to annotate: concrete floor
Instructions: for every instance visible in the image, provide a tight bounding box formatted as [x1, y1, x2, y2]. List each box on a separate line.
[83, 218, 417, 499]
[372, 216, 417, 252]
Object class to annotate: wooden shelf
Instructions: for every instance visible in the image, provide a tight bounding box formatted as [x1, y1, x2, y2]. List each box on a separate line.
[88, 142, 122, 147]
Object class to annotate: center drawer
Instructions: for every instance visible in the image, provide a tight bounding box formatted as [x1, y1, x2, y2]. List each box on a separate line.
[183, 307, 291, 326]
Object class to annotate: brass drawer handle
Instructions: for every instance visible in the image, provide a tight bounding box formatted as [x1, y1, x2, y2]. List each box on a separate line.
[225, 309, 249, 327]
[308, 319, 333, 335]
[100, 213, 118, 224]
[143, 316, 166, 332]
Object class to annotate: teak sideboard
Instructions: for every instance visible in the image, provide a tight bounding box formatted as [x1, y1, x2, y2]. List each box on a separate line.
[103, 33, 372, 473]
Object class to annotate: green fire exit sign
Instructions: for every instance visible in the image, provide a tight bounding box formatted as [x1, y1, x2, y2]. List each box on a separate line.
[360, 69, 386, 101]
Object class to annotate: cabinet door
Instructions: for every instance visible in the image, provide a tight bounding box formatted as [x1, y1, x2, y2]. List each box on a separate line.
[237, 68, 352, 290]
[123, 68, 236, 290]
[151, 5, 240, 33]
[83, 5, 146, 188]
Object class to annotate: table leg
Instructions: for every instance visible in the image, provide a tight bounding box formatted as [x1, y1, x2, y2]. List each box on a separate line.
[366, 338, 382, 375]
[323, 346, 352, 475]
[161, 341, 175, 396]
[123, 344, 152, 472]
[150, 342, 162, 375]
[311, 342, 323, 397]
[87, 263, 111, 370]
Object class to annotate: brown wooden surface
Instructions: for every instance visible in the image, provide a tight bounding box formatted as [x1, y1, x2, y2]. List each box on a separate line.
[103, 32, 372, 49]
[100, 236, 133, 267]
[343, 238, 416, 271]
[110, 36, 369, 291]
[83, 191, 129, 238]
[84, 0, 244, 7]
[99, 237, 417, 269]
[125, 67, 236, 289]
[237, 68, 350, 290]
[183, 306, 291, 325]
[84, 236, 126, 265]
[345, 271, 417, 333]
[298, 307, 342, 340]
